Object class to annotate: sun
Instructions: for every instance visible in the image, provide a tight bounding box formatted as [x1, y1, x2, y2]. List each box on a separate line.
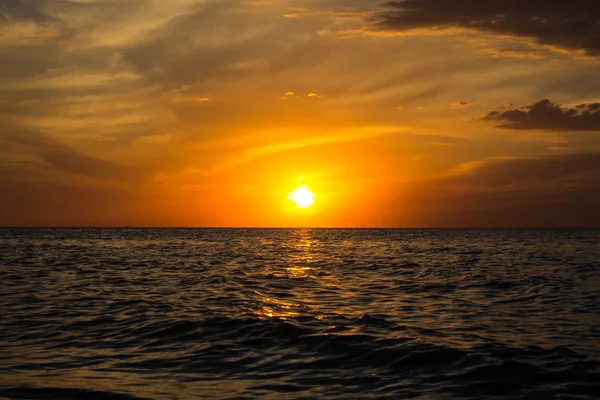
[287, 185, 316, 209]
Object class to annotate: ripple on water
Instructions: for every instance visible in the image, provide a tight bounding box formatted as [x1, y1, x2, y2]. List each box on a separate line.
[1, 228, 599, 399]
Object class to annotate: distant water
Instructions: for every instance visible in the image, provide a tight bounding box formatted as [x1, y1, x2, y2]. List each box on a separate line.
[1, 229, 600, 400]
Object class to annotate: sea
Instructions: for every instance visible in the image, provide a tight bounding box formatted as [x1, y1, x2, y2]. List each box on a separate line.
[1, 228, 599, 399]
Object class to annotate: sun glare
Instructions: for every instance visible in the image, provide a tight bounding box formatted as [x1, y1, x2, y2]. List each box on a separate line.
[287, 185, 316, 209]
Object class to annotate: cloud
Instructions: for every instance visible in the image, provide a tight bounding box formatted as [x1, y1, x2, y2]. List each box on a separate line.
[280, 92, 325, 100]
[374, 0, 600, 55]
[170, 96, 211, 104]
[477, 48, 547, 60]
[281, 91, 300, 99]
[391, 152, 600, 227]
[429, 141, 455, 147]
[451, 100, 473, 109]
[0, 0, 61, 27]
[1, 0, 599, 228]
[122, 0, 296, 89]
[307, 92, 324, 99]
[398, 84, 449, 104]
[0, 121, 135, 182]
[482, 99, 600, 131]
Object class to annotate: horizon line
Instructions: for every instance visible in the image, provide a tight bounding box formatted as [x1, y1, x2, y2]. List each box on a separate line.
[1, 226, 598, 230]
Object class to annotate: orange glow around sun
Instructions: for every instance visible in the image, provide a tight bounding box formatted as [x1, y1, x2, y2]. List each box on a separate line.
[287, 185, 316, 209]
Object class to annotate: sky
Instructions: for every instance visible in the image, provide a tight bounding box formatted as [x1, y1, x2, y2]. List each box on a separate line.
[1, 0, 599, 227]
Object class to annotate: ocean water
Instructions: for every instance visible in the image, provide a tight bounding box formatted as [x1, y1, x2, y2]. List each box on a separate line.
[1, 228, 599, 400]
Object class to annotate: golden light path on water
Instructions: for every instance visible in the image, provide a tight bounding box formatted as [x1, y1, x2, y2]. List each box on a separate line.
[256, 229, 328, 321]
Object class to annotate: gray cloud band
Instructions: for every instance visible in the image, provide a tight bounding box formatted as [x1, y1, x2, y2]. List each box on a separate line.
[483, 100, 600, 131]
[374, 0, 600, 55]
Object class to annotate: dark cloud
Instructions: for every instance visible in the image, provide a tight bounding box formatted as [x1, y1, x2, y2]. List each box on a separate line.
[389, 152, 600, 227]
[482, 99, 600, 131]
[375, 0, 600, 55]
[452, 152, 600, 188]
[1, 123, 135, 181]
[452, 100, 473, 109]
[0, 0, 61, 28]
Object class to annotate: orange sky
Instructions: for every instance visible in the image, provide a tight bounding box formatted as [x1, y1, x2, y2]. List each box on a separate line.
[1, 0, 600, 227]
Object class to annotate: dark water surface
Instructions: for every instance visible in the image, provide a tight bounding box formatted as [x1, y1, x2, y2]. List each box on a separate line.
[1, 228, 599, 399]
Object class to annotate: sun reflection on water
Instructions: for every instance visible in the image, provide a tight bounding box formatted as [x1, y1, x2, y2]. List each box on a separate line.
[254, 229, 325, 320]
[254, 291, 301, 320]
[286, 266, 312, 278]
[286, 229, 319, 278]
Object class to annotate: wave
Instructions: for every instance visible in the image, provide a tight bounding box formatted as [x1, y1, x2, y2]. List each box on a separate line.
[4, 315, 600, 398]
[2, 228, 600, 399]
